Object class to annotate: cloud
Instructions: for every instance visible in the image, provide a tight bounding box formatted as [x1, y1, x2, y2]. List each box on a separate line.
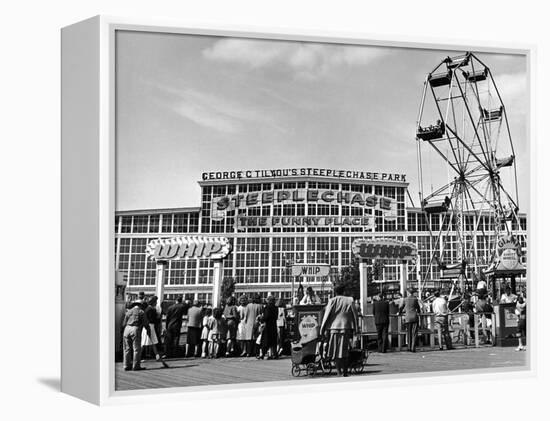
[202, 38, 389, 79]
[155, 84, 286, 135]
[174, 99, 240, 133]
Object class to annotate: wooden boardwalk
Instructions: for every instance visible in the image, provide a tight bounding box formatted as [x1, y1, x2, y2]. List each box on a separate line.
[115, 346, 527, 391]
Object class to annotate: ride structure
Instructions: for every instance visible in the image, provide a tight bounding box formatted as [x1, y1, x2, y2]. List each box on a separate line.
[415, 52, 523, 294]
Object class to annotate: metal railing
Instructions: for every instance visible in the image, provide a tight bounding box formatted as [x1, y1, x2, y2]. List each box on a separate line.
[358, 311, 495, 350]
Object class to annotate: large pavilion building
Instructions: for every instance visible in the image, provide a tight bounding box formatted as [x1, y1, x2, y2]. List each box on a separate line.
[115, 168, 527, 304]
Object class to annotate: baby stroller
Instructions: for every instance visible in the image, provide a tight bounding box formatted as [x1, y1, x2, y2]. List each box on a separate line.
[290, 338, 332, 377]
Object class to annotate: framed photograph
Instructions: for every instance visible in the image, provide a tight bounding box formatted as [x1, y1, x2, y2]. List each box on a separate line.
[61, 16, 533, 405]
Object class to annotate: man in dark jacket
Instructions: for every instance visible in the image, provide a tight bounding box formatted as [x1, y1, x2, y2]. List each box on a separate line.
[372, 292, 390, 353]
[399, 288, 421, 352]
[164, 296, 188, 358]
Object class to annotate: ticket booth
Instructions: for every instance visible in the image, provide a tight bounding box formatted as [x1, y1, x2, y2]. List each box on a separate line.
[484, 235, 526, 346]
[493, 303, 520, 346]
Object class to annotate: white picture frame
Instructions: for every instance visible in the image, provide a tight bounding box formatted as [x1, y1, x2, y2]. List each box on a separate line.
[61, 15, 535, 405]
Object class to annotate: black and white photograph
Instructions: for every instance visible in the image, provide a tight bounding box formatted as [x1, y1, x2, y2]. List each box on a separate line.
[114, 30, 529, 391]
[6, 0, 550, 418]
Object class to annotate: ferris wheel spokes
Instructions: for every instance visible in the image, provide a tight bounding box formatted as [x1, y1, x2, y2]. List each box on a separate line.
[415, 51, 521, 290]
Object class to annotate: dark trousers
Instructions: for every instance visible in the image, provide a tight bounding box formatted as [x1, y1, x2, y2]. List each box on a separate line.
[376, 323, 389, 353]
[164, 327, 180, 357]
[405, 321, 419, 352]
[435, 316, 453, 350]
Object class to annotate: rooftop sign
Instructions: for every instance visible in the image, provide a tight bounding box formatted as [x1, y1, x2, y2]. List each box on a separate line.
[202, 168, 406, 183]
[211, 188, 398, 221]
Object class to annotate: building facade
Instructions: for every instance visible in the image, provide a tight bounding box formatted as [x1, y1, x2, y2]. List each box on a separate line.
[115, 169, 527, 303]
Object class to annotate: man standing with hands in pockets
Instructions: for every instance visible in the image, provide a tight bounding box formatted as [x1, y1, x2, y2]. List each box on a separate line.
[399, 288, 421, 353]
[373, 292, 390, 353]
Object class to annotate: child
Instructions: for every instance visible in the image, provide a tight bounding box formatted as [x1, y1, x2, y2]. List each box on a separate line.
[208, 308, 226, 358]
[201, 307, 212, 358]
[255, 314, 265, 359]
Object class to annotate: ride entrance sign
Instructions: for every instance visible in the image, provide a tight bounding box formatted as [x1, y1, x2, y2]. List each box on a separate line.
[146, 236, 232, 306]
[291, 264, 330, 277]
[146, 236, 231, 260]
[352, 238, 417, 261]
[352, 238, 418, 314]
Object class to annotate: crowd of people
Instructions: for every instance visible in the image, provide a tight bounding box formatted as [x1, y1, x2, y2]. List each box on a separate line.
[121, 283, 527, 372]
[369, 283, 527, 354]
[121, 292, 291, 371]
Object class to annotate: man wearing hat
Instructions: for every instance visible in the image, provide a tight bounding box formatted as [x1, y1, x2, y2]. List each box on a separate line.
[372, 292, 390, 353]
[122, 300, 151, 371]
[399, 288, 421, 352]
[136, 291, 147, 309]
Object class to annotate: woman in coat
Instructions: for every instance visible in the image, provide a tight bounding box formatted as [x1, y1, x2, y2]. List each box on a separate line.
[243, 293, 263, 357]
[260, 294, 279, 359]
[236, 295, 249, 356]
[320, 284, 360, 377]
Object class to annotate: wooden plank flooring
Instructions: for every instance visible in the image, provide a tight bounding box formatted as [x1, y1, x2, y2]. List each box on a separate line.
[115, 346, 527, 391]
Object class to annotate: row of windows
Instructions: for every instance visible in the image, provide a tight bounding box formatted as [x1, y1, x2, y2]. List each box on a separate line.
[407, 212, 528, 233]
[117, 232, 526, 287]
[117, 211, 527, 237]
[201, 183, 405, 196]
[118, 213, 200, 234]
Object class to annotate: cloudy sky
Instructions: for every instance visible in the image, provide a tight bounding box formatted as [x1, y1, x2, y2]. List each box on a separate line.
[115, 31, 528, 212]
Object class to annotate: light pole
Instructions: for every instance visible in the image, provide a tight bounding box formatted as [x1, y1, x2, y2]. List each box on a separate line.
[321, 252, 330, 302]
[283, 253, 293, 303]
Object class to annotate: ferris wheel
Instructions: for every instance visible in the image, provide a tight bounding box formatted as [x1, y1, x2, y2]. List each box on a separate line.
[415, 52, 521, 290]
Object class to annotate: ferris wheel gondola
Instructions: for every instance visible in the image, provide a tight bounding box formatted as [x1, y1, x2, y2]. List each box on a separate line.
[414, 52, 523, 293]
